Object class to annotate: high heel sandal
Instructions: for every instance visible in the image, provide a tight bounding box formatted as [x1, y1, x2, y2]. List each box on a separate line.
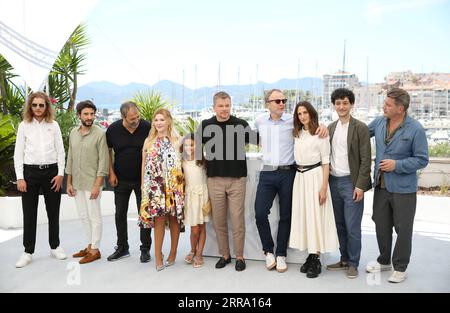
[184, 251, 195, 264]
[156, 254, 165, 271]
[193, 256, 204, 268]
[165, 252, 176, 267]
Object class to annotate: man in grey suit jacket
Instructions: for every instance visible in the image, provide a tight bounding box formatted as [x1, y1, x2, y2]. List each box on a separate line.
[326, 88, 372, 279]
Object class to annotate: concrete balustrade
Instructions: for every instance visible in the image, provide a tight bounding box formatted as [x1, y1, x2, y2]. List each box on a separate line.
[1, 157, 449, 262]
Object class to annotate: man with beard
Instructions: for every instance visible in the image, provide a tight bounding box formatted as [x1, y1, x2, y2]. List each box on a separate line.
[66, 100, 109, 264]
[106, 102, 152, 263]
[366, 88, 428, 283]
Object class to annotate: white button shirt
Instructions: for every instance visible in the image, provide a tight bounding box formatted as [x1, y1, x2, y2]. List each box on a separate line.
[331, 120, 351, 177]
[14, 118, 66, 180]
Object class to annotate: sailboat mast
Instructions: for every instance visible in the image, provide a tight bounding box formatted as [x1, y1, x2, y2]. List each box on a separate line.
[342, 39, 347, 75]
[296, 58, 300, 103]
[194, 64, 197, 113]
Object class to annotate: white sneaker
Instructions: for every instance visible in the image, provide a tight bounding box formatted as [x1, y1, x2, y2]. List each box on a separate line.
[51, 247, 67, 260]
[265, 253, 276, 270]
[365, 261, 392, 273]
[388, 271, 407, 283]
[276, 256, 288, 273]
[16, 253, 33, 268]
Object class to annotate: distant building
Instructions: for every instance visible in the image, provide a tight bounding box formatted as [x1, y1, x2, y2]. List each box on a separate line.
[322, 71, 360, 119]
[384, 71, 450, 118]
[322, 70, 450, 120]
[353, 83, 385, 117]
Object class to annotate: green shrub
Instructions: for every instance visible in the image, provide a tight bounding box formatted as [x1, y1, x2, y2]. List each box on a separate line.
[55, 107, 78, 153]
[429, 143, 450, 158]
[0, 114, 19, 195]
[133, 90, 172, 122]
[175, 116, 199, 137]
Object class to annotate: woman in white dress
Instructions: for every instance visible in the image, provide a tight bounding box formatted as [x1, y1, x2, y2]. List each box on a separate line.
[180, 133, 210, 268]
[289, 101, 339, 278]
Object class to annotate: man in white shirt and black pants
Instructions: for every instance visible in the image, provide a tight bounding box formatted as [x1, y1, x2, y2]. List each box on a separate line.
[14, 92, 67, 268]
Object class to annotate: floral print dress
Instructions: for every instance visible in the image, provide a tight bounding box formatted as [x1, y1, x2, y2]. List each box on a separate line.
[139, 137, 185, 229]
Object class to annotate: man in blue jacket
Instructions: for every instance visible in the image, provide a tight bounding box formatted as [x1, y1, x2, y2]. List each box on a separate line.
[366, 88, 429, 283]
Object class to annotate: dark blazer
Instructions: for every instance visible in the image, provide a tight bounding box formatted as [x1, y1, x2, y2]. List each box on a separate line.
[328, 116, 372, 191]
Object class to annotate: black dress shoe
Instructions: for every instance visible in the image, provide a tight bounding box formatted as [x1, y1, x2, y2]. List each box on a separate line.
[235, 259, 246, 272]
[215, 256, 231, 269]
[300, 254, 314, 273]
[107, 247, 130, 262]
[140, 250, 151, 263]
[306, 255, 322, 278]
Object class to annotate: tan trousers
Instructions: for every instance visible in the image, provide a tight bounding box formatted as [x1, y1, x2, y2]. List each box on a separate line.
[207, 177, 247, 257]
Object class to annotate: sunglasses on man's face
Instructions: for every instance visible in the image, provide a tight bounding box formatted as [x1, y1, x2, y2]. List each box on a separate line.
[31, 103, 45, 108]
[268, 99, 287, 104]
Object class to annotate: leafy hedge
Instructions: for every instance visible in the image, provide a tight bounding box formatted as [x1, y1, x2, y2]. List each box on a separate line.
[429, 143, 450, 158]
[0, 114, 19, 196]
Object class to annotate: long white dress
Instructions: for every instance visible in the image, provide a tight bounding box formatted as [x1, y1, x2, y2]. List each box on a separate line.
[289, 129, 339, 254]
[183, 160, 210, 226]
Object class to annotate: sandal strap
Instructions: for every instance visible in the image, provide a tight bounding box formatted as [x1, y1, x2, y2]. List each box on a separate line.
[193, 256, 204, 267]
[184, 252, 195, 263]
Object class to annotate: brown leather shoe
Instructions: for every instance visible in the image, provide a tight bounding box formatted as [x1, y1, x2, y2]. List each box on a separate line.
[73, 245, 91, 258]
[73, 248, 88, 258]
[79, 251, 101, 264]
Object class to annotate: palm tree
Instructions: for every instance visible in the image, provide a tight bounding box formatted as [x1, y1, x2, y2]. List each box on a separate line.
[0, 55, 25, 116]
[1, 23, 89, 113]
[175, 116, 199, 137]
[133, 90, 172, 122]
[0, 56, 10, 115]
[49, 24, 89, 111]
[0, 114, 19, 195]
[0, 24, 89, 195]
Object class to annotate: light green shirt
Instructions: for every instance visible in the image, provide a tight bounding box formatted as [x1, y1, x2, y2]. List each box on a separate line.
[66, 125, 109, 191]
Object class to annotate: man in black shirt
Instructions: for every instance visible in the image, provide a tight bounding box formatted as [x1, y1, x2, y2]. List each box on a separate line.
[106, 101, 152, 263]
[197, 91, 257, 271]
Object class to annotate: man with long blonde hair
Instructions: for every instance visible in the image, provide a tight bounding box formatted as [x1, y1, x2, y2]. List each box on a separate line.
[14, 91, 67, 268]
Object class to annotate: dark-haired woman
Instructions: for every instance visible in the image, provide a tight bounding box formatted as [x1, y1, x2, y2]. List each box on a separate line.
[180, 133, 210, 268]
[289, 101, 339, 278]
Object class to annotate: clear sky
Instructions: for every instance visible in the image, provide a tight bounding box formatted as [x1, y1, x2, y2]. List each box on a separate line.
[79, 0, 450, 88]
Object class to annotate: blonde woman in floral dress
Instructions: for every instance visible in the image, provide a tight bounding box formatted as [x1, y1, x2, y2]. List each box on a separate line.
[139, 109, 185, 271]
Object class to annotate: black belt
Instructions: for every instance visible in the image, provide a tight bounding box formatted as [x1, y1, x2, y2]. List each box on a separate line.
[262, 164, 294, 171]
[24, 163, 58, 170]
[294, 162, 322, 173]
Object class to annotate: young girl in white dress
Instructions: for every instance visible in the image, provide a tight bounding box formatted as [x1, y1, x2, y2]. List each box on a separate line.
[289, 101, 339, 278]
[180, 133, 211, 268]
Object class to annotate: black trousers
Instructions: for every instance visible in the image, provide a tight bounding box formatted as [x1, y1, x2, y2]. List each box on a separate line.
[114, 180, 152, 251]
[21, 166, 61, 254]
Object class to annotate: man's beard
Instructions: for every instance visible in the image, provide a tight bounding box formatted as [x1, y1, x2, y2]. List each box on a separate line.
[128, 122, 139, 129]
[81, 120, 93, 127]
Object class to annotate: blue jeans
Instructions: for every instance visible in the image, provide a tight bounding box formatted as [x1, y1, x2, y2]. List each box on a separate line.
[329, 175, 364, 267]
[255, 169, 295, 257]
